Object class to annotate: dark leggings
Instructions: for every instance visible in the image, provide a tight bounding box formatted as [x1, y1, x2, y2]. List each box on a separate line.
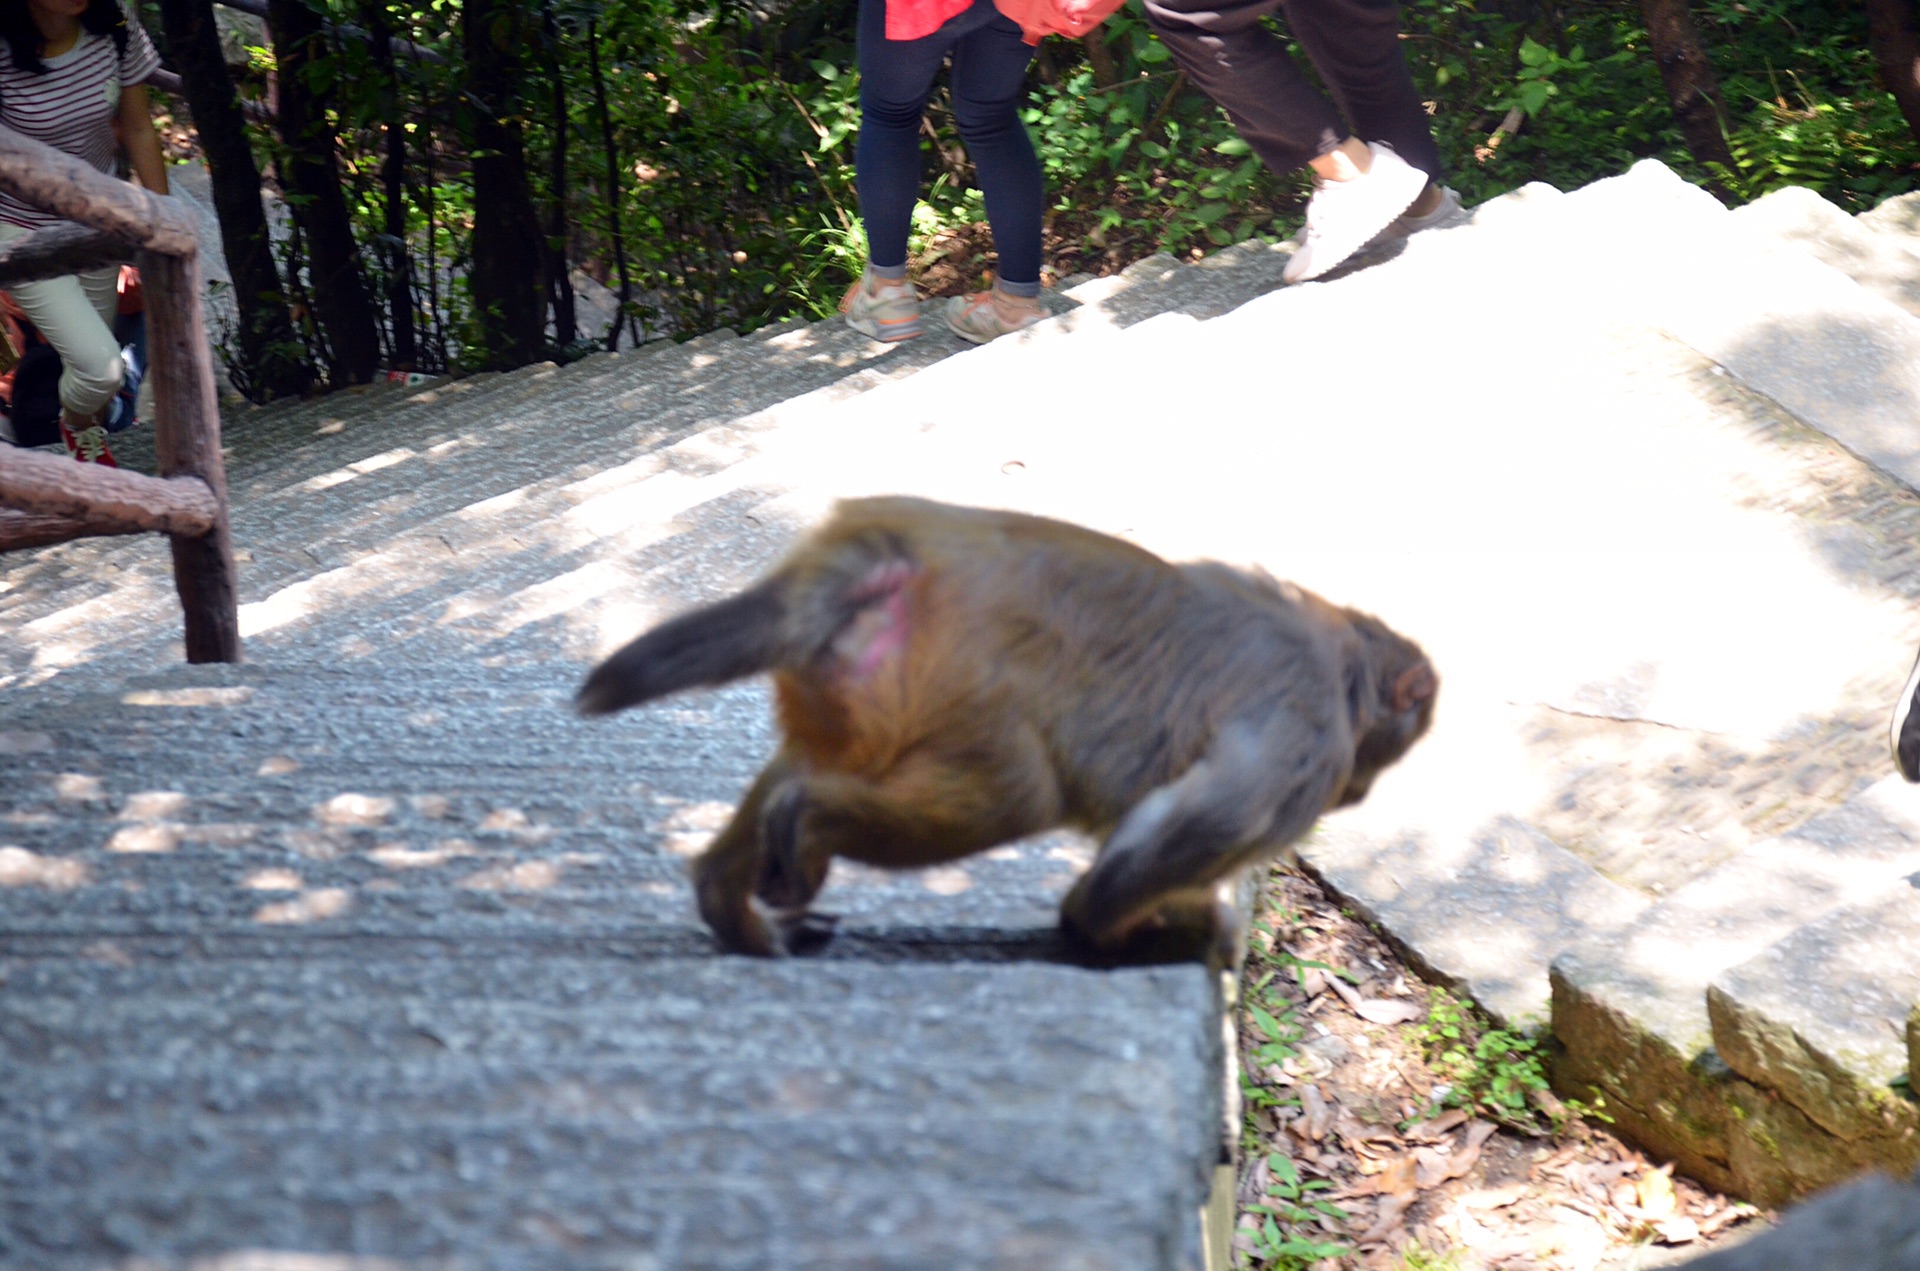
[856, 0, 1042, 285]
[1141, 0, 1442, 182]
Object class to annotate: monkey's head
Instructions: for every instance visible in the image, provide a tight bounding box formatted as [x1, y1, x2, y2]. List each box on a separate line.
[1336, 610, 1438, 807]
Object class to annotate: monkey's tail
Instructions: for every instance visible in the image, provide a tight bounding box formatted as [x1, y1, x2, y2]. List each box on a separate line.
[575, 580, 790, 717]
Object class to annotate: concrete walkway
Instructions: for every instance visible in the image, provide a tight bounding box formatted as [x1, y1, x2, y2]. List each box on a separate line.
[3, 161, 1919, 1265]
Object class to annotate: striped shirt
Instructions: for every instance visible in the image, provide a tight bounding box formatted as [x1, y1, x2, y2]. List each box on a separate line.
[0, 11, 161, 229]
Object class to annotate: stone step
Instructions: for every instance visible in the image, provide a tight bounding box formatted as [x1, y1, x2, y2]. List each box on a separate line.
[1859, 189, 1920, 253]
[0, 659, 1078, 945]
[0, 231, 1312, 665]
[1706, 881, 1920, 1152]
[0, 347, 900, 669]
[1731, 186, 1920, 321]
[1299, 817, 1648, 1029]
[5, 239, 1308, 674]
[1526, 160, 1920, 497]
[0, 960, 1140, 1065]
[1550, 776, 1920, 1202]
[0, 956, 1217, 1271]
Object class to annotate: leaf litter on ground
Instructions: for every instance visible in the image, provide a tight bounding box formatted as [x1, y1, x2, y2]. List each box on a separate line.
[1232, 867, 1765, 1270]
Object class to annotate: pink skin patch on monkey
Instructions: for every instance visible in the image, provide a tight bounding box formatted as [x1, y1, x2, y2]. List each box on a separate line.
[831, 559, 915, 682]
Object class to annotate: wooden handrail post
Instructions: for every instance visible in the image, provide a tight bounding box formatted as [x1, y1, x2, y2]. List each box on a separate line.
[0, 123, 241, 664]
[140, 247, 241, 663]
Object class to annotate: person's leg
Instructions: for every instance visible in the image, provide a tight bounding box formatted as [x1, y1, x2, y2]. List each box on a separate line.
[946, 9, 1042, 290]
[855, 0, 951, 274]
[1141, 0, 1347, 177]
[845, 0, 954, 340]
[1281, 0, 1446, 210]
[0, 224, 123, 462]
[936, 3, 1051, 342]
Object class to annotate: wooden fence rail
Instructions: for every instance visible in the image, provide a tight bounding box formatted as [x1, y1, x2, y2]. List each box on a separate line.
[0, 126, 240, 663]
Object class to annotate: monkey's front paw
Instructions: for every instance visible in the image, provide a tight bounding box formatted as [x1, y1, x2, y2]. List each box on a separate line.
[775, 909, 840, 956]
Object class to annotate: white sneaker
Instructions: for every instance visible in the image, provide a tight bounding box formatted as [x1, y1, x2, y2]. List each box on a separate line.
[1378, 184, 1464, 242]
[1283, 141, 1430, 285]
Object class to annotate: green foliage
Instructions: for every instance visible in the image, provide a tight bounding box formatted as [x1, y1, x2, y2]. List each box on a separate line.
[1022, 13, 1291, 255]
[1404, 1, 1684, 206]
[1234, 920, 1353, 1270]
[1703, 0, 1920, 211]
[1240, 1151, 1350, 1269]
[1408, 989, 1608, 1135]
[1396, 1241, 1469, 1271]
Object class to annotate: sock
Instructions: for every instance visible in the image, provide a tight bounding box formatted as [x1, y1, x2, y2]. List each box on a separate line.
[996, 278, 1040, 300]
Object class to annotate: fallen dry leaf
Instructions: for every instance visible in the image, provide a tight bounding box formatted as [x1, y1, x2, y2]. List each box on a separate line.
[1368, 1153, 1420, 1199]
[1404, 1108, 1470, 1142]
[1636, 1163, 1677, 1219]
[1326, 974, 1365, 1011]
[1301, 1084, 1334, 1141]
[1534, 1145, 1582, 1178]
[1357, 1191, 1417, 1243]
[1462, 1181, 1530, 1210]
[1656, 1216, 1701, 1245]
[1443, 1142, 1485, 1183]
[1447, 1201, 1538, 1259]
[1356, 998, 1427, 1026]
[1414, 1147, 1452, 1189]
[1334, 1109, 1399, 1146]
[1698, 1205, 1756, 1238]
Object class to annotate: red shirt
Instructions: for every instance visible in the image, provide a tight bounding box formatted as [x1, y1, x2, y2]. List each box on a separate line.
[886, 0, 1126, 44]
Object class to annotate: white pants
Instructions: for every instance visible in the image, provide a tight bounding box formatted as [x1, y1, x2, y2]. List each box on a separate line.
[0, 220, 124, 419]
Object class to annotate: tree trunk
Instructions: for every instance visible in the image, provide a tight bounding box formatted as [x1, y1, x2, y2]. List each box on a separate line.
[1637, 0, 1736, 179]
[360, 0, 418, 369]
[540, 0, 576, 351]
[464, 0, 548, 370]
[1865, 0, 1920, 151]
[268, 0, 381, 384]
[587, 19, 634, 351]
[153, 0, 312, 401]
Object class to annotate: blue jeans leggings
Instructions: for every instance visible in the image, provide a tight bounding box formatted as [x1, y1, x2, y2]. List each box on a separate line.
[856, 0, 1042, 287]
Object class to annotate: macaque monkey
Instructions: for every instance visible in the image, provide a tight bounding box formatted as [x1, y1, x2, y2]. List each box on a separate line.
[577, 497, 1437, 963]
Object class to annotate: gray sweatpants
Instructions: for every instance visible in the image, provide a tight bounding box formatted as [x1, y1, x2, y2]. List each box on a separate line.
[0, 220, 125, 419]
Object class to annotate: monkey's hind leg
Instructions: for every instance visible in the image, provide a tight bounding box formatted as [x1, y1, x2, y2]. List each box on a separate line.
[754, 739, 1062, 944]
[1060, 715, 1345, 966]
[689, 761, 796, 957]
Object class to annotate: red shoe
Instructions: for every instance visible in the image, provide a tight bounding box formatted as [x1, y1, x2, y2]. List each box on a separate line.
[60, 418, 118, 467]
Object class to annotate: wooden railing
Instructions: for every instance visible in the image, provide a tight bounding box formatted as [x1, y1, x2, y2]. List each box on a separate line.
[0, 126, 239, 663]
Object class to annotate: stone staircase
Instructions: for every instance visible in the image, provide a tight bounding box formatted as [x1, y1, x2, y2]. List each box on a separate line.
[3, 159, 1920, 1266]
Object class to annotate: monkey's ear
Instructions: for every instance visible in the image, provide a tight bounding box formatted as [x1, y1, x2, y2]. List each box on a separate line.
[1392, 663, 1438, 713]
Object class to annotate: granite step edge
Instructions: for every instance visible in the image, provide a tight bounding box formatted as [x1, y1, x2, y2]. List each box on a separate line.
[1546, 164, 1920, 499]
[1729, 186, 1920, 322]
[1293, 813, 1648, 1031]
[1549, 776, 1920, 1203]
[1705, 882, 1920, 1153]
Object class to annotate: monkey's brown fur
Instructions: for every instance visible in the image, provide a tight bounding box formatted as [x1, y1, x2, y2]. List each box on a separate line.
[577, 497, 1438, 962]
